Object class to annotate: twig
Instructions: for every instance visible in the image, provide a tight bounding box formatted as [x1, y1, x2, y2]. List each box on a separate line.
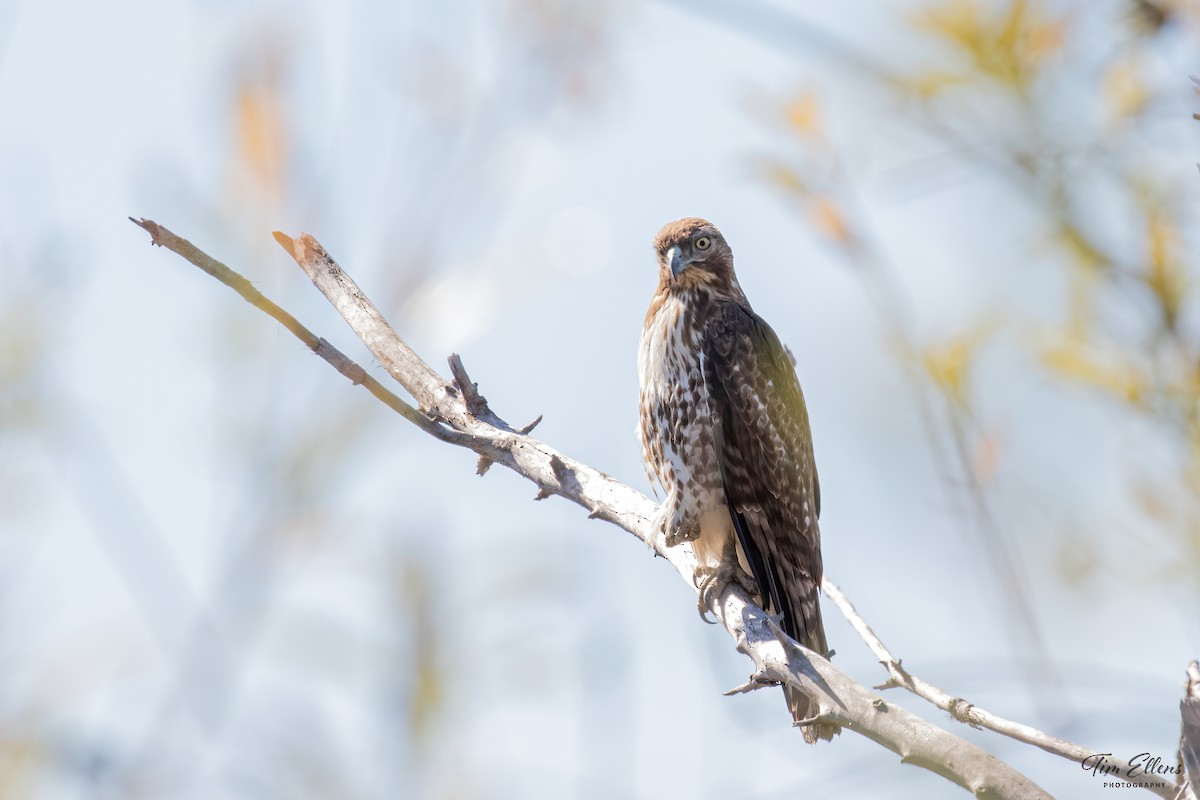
[823, 578, 1178, 799]
[135, 218, 1056, 799]
[448, 353, 490, 418]
[517, 414, 543, 435]
[273, 231, 469, 426]
[130, 219, 451, 440]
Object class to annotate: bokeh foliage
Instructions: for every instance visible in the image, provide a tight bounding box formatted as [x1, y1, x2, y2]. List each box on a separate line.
[0, 1, 1196, 798]
[760, 0, 1200, 585]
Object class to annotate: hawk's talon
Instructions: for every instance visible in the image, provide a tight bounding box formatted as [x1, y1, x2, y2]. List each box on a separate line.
[693, 561, 757, 622]
[693, 564, 722, 623]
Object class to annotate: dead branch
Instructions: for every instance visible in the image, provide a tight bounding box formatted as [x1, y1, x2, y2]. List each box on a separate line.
[134, 217, 1064, 799]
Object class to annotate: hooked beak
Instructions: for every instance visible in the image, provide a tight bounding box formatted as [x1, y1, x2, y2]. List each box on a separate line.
[667, 246, 688, 278]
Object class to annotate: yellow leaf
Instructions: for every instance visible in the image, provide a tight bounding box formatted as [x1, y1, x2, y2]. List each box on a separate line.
[912, 0, 986, 49]
[1132, 185, 1190, 331]
[922, 321, 1000, 406]
[1144, 201, 1185, 330]
[1103, 55, 1149, 121]
[762, 162, 807, 195]
[923, 337, 973, 404]
[784, 89, 823, 138]
[1055, 223, 1107, 273]
[894, 69, 966, 99]
[399, 559, 443, 745]
[1052, 223, 1107, 336]
[910, 0, 1066, 91]
[1039, 337, 1146, 404]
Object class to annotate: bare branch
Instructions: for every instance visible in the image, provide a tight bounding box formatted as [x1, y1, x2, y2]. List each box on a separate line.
[1180, 660, 1200, 799]
[723, 672, 776, 696]
[275, 231, 470, 425]
[135, 218, 1058, 799]
[705, 580, 1051, 797]
[448, 353, 490, 419]
[823, 579, 1178, 799]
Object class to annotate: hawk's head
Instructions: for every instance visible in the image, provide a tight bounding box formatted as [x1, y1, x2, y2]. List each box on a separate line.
[653, 218, 737, 293]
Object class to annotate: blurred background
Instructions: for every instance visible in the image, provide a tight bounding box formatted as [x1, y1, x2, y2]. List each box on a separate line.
[1, 0, 1198, 797]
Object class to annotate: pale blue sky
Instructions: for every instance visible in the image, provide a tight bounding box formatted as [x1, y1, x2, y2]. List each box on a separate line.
[0, 1, 1196, 798]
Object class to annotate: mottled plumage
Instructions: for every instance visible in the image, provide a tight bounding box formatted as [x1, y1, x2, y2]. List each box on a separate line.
[638, 218, 838, 743]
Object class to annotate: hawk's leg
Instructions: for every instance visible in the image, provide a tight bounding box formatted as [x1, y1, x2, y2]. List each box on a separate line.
[693, 536, 758, 622]
[658, 495, 700, 548]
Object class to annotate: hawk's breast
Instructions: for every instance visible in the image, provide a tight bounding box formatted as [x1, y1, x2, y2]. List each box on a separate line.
[637, 292, 728, 559]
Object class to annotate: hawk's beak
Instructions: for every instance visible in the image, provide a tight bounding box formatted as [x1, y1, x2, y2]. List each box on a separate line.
[667, 246, 687, 279]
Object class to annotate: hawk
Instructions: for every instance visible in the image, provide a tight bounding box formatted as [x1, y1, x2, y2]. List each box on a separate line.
[637, 217, 838, 743]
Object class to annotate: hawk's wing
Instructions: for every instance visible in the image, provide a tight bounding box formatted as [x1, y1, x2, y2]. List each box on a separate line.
[701, 300, 824, 650]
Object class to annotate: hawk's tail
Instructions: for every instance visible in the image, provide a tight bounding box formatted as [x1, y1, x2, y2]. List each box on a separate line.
[785, 593, 840, 744]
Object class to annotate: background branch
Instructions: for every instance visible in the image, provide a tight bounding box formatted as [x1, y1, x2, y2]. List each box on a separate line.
[824, 579, 1177, 799]
[135, 217, 1071, 799]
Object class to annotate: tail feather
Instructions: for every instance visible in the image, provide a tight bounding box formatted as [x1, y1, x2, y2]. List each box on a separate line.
[726, 504, 838, 742]
[786, 686, 839, 744]
[785, 591, 840, 744]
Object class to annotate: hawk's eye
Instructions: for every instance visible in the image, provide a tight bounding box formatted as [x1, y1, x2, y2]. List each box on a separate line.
[695, 236, 712, 251]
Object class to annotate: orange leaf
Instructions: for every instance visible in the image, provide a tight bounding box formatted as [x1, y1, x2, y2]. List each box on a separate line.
[808, 196, 853, 246]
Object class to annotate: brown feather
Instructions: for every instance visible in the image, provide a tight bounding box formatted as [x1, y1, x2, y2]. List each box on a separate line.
[702, 301, 836, 743]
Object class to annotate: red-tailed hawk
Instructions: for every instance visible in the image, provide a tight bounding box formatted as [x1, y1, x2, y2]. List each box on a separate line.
[638, 217, 838, 743]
